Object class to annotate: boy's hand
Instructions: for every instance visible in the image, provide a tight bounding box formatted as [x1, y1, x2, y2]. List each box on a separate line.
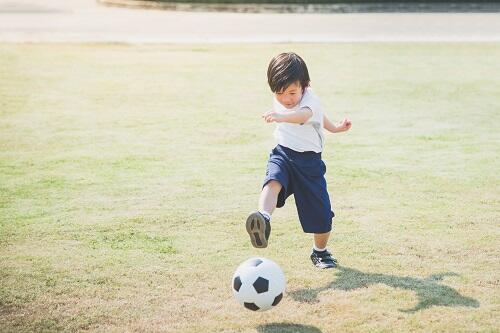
[336, 117, 352, 132]
[262, 110, 284, 123]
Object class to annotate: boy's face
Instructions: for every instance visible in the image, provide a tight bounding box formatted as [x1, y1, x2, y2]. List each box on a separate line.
[275, 81, 303, 109]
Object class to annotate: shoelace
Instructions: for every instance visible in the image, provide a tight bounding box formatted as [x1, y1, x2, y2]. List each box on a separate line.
[317, 251, 338, 264]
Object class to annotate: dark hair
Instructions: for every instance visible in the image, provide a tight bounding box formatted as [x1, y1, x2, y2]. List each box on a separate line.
[267, 52, 310, 93]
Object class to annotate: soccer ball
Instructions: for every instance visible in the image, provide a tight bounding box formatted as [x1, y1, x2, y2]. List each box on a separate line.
[232, 257, 286, 312]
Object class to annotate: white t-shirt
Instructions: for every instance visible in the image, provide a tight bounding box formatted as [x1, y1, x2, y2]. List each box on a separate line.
[272, 87, 324, 153]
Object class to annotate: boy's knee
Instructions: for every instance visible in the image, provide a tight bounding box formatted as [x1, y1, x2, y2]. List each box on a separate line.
[265, 180, 282, 193]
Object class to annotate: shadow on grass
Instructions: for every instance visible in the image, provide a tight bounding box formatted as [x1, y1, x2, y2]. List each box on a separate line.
[289, 266, 480, 313]
[257, 323, 322, 333]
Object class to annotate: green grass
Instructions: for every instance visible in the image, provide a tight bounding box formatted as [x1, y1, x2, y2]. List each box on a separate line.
[0, 43, 499, 332]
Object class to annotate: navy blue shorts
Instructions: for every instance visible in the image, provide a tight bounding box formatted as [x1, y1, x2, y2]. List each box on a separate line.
[263, 145, 334, 234]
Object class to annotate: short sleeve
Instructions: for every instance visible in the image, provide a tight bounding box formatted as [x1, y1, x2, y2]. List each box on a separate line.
[299, 89, 322, 125]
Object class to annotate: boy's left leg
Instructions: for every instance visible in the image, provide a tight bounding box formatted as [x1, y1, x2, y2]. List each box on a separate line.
[310, 231, 338, 269]
[290, 157, 336, 269]
[313, 231, 330, 249]
[294, 202, 337, 268]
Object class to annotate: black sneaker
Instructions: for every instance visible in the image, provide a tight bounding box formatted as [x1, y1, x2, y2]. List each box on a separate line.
[310, 250, 338, 269]
[246, 211, 271, 248]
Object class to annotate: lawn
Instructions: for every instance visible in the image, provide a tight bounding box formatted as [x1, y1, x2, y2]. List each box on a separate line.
[0, 43, 499, 332]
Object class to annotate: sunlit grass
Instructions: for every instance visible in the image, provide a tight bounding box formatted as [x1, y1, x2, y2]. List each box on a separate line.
[0, 43, 499, 332]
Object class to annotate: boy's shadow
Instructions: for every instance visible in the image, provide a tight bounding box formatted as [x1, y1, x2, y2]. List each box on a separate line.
[289, 266, 479, 312]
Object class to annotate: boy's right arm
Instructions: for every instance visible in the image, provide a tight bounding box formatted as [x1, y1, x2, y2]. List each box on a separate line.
[262, 107, 313, 124]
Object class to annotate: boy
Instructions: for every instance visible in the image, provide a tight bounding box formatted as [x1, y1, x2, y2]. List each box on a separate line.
[246, 52, 351, 269]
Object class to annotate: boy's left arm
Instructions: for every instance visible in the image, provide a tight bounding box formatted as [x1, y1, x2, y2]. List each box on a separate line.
[324, 114, 352, 133]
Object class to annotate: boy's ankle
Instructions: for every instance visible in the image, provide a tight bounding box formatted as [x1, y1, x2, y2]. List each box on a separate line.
[258, 211, 271, 222]
[313, 245, 327, 253]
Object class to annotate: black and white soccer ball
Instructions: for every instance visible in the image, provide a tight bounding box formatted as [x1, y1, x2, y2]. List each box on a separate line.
[232, 257, 286, 312]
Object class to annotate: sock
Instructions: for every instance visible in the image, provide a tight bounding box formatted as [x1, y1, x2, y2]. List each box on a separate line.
[313, 245, 327, 253]
[259, 211, 271, 222]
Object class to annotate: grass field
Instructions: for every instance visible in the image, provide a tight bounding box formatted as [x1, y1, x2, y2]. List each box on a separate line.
[0, 43, 499, 332]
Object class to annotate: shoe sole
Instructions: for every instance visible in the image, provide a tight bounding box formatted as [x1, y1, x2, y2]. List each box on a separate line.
[246, 212, 268, 248]
[312, 261, 337, 269]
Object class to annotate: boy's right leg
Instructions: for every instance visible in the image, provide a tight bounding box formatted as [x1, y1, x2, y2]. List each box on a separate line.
[246, 180, 282, 248]
[258, 180, 282, 216]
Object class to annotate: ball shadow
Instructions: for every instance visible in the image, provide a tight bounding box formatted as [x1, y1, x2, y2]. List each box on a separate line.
[257, 323, 322, 333]
[288, 266, 480, 312]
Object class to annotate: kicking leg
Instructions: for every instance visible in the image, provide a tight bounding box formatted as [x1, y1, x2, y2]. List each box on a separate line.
[246, 180, 282, 248]
[258, 180, 282, 217]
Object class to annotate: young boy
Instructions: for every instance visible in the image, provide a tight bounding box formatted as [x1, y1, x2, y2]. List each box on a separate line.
[246, 52, 351, 269]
